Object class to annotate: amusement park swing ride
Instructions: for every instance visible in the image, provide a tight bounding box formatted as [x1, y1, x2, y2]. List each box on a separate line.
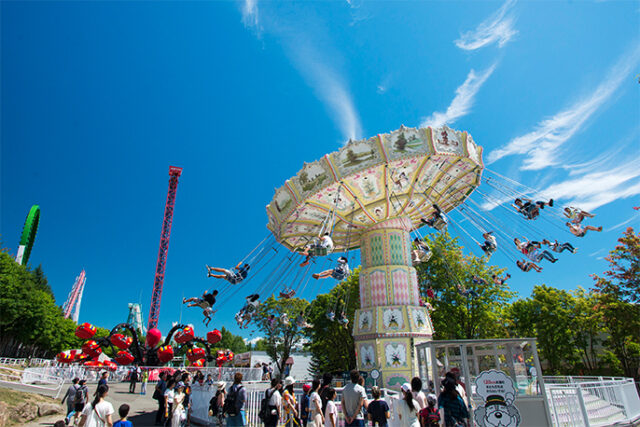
[56, 125, 600, 379]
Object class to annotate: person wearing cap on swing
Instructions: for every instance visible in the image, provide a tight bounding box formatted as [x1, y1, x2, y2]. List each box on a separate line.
[206, 262, 250, 284]
[312, 256, 349, 280]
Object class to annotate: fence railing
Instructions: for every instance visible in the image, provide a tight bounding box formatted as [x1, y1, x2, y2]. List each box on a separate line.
[189, 383, 402, 427]
[0, 357, 54, 367]
[0, 366, 65, 398]
[546, 378, 640, 427]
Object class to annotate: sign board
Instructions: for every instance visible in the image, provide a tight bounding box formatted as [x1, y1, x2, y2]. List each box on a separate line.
[474, 369, 521, 427]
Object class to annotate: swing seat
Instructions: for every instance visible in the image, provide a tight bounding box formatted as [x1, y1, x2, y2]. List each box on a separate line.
[433, 218, 448, 231]
[311, 246, 329, 256]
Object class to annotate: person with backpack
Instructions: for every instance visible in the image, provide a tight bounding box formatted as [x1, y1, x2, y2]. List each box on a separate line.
[437, 377, 469, 427]
[61, 377, 79, 423]
[419, 394, 440, 427]
[367, 386, 390, 427]
[209, 381, 226, 426]
[225, 372, 247, 426]
[73, 380, 89, 426]
[260, 378, 282, 427]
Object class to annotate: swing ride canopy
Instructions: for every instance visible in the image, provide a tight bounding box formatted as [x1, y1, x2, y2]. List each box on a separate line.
[267, 125, 484, 251]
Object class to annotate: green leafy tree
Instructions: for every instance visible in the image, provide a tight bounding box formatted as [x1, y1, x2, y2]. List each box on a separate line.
[253, 296, 310, 378]
[571, 288, 604, 374]
[505, 285, 579, 374]
[591, 227, 640, 379]
[214, 327, 248, 354]
[306, 271, 359, 375]
[416, 232, 514, 339]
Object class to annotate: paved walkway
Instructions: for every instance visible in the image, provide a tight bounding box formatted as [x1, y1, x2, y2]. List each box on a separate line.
[24, 382, 161, 426]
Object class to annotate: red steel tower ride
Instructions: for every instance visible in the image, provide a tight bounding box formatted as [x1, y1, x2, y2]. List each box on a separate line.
[62, 269, 86, 322]
[147, 166, 182, 330]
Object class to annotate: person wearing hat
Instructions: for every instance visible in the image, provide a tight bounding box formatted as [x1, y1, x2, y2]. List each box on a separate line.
[171, 382, 186, 427]
[209, 382, 226, 426]
[282, 376, 299, 427]
[300, 383, 312, 427]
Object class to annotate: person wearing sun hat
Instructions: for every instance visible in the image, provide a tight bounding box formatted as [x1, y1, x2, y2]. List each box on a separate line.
[282, 376, 299, 427]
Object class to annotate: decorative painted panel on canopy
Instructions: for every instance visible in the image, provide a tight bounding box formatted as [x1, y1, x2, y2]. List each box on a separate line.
[267, 125, 484, 251]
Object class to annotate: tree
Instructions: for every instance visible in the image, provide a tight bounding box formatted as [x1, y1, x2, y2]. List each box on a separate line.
[214, 327, 248, 354]
[305, 271, 359, 375]
[571, 288, 604, 374]
[416, 232, 514, 339]
[253, 296, 310, 378]
[504, 285, 579, 374]
[0, 249, 109, 357]
[591, 227, 640, 379]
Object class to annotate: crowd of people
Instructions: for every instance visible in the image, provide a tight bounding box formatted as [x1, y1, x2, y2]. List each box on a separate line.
[201, 369, 469, 427]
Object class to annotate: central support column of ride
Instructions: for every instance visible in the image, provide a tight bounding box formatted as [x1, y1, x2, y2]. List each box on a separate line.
[352, 217, 433, 388]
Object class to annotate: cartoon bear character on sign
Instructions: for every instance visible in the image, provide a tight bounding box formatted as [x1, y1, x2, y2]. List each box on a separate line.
[474, 370, 521, 427]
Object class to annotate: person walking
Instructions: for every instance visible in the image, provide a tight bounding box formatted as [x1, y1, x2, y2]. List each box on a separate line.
[341, 370, 368, 427]
[140, 369, 149, 395]
[61, 377, 79, 423]
[226, 372, 247, 426]
[129, 368, 138, 393]
[309, 379, 324, 427]
[78, 384, 114, 427]
[73, 380, 90, 426]
[397, 383, 420, 427]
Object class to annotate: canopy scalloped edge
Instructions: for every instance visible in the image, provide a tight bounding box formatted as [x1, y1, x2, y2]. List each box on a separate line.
[266, 125, 484, 252]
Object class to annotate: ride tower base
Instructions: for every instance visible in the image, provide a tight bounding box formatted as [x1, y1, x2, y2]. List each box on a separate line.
[352, 217, 433, 389]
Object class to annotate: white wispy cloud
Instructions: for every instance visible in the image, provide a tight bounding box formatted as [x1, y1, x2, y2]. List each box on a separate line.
[241, 0, 260, 32]
[539, 159, 640, 212]
[455, 0, 517, 50]
[487, 44, 640, 169]
[421, 64, 496, 128]
[239, 1, 361, 142]
[285, 40, 362, 141]
[609, 212, 640, 232]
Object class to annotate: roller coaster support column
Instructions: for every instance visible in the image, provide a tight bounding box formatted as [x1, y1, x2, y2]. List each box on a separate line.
[147, 166, 182, 330]
[352, 217, 433, 389]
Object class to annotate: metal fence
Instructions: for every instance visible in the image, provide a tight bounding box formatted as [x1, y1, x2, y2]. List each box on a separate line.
[546, 377, 640, 427]
[189, 383, 403, 427]
[0, 366, 65, 398]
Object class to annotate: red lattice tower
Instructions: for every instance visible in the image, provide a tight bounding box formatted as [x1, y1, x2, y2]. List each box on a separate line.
[62, 270, 86, 321]
[147, 166, 182, 330]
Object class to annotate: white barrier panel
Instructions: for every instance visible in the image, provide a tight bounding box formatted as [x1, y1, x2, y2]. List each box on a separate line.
[546, 378, 640, 427]
[0, 366, 64, 398]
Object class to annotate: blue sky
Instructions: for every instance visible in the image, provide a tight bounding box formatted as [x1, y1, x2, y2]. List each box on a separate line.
[2, 1, 639, 341]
